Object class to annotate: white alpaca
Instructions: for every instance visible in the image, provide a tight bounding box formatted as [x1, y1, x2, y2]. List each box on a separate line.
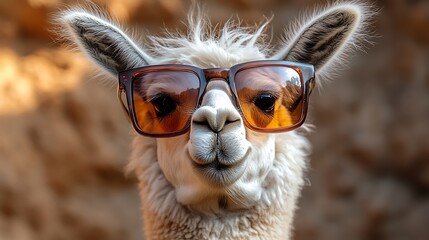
[59, 2, 371, 239]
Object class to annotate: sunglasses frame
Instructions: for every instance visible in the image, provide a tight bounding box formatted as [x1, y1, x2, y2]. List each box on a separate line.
[118, 60, 315, 137]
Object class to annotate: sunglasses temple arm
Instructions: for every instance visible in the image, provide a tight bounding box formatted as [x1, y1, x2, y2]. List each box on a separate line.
[308, 77, 316, 96]
[117, 85, 132, 123]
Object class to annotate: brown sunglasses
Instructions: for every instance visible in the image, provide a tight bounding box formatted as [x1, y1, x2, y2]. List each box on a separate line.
[117, 60, 315, 137]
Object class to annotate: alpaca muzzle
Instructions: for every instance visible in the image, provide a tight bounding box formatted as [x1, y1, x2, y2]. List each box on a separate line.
[188, 100, 250, 186]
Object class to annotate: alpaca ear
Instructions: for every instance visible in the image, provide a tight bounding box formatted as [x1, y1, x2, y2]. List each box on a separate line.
[59, 11, 153, 76]
[272, 3, 367, 75]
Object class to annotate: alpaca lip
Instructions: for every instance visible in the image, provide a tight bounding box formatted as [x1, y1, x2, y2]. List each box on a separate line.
[189, 149, 250, 187]
[188, 147, 250, 168]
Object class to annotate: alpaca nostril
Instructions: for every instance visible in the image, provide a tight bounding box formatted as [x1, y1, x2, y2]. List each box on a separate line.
[192, 107, 217, 131]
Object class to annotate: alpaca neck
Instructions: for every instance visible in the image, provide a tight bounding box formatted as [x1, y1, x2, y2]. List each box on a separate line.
[127, 132, 309, 239]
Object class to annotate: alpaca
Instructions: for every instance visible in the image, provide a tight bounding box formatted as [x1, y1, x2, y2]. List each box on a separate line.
[59, 2, 371, 239]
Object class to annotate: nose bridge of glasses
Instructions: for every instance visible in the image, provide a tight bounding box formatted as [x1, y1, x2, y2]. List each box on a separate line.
[203, 68, 230, 82]
[201, 68, 235, 101]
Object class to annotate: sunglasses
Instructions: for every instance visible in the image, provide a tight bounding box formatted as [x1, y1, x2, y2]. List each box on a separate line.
[117, 60, 315, 137]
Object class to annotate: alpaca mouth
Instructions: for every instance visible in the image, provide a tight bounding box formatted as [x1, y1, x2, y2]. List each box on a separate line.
[189, 149, 250, 187]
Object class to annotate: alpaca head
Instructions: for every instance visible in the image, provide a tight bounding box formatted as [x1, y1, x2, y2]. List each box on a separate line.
[59, 2, 370, 215]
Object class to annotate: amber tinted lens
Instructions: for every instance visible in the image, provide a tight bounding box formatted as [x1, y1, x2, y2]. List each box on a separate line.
[235, 66, 303, 130]
[132, 71, 200, 134]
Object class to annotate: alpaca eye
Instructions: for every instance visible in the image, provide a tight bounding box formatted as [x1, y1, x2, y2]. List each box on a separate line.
[254, 93, 276, 113]
[151, 94, 177, 117]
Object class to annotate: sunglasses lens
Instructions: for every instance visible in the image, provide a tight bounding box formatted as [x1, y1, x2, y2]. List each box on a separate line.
[235, 66, 304, 130]
[132, 71, 200, 134]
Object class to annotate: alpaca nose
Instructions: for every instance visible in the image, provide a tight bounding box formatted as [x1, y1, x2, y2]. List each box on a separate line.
[192, 81, 241, 132]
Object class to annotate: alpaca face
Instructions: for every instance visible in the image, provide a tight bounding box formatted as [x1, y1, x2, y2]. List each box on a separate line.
[60, 2, 369, 213]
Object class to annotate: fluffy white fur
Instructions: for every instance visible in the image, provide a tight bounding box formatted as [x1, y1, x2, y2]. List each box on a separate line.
[58, 1, 372, 239]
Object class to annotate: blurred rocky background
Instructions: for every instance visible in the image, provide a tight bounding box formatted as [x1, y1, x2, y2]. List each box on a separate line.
[0, 0, 428, 239]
